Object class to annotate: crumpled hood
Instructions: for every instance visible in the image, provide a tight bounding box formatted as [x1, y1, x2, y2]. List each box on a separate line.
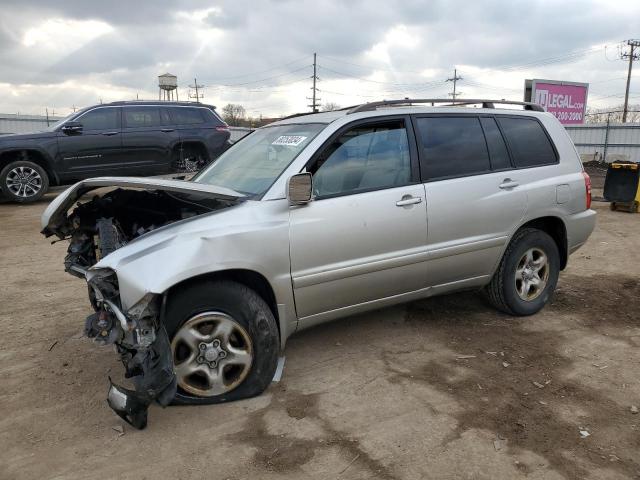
[41, 176, 245, 236]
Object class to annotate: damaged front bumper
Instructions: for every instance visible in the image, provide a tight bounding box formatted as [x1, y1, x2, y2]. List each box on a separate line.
[86, 269, 176, 429]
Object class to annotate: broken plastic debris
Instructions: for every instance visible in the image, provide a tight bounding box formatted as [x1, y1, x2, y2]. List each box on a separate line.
[532, 381, 545, 389]
[579, 429, 590, 438]
[502, 362, 510, 368]
[631, 405, 639, 414]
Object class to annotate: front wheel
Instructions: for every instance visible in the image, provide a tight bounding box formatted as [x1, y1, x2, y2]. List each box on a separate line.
[485, 228, 560, 316]
[0, 160, 49, 203]
[164, 280, 279, 405]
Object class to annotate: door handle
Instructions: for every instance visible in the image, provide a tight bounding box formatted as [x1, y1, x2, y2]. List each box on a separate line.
[396, 196, 423, 207]
[102, 131, 119, 136]
[499, 178, 519, 190]
[161, 128, 175, 133]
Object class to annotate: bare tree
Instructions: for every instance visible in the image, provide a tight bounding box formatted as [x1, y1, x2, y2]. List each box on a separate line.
[586, 104, 640, 123]
[321, 102, 341, 112]
[222, 103, 246, 126]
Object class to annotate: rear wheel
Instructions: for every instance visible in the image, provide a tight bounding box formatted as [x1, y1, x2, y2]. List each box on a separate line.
[485, 228, 560, 316]
[165, 280, 279, 405]
[0, 160, 49, 203]
[171, 145, 209, 173]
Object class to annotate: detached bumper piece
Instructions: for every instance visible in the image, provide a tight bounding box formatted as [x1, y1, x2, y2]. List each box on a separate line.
[108, 381, 153, 430]
[108, 326, 177, 430]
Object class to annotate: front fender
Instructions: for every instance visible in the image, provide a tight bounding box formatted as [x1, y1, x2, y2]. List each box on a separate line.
[91, 198, 297, 342]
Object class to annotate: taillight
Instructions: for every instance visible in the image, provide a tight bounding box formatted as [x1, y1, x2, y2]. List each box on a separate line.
[582, 171, 592, 210]
[215, 125, 229, 132]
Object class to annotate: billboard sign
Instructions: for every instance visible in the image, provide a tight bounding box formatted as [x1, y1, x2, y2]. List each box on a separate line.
[525, 79, 589, 125]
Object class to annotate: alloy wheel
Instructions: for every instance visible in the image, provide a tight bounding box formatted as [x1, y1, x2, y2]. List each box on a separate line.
[515, 247, 549, 301]
[5, 166, 42, 198]
[171, 311, 253, 397]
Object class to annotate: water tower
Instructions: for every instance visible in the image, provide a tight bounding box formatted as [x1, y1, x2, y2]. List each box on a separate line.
[158, 73, 178, 101]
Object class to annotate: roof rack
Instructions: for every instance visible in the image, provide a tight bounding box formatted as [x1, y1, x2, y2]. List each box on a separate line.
[347, 98, 545, 114]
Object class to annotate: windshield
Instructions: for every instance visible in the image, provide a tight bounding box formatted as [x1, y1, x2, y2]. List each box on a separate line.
[194, 123, 326, 196]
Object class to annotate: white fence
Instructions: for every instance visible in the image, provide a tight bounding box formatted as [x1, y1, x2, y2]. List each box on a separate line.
[566, 123, 640, 163]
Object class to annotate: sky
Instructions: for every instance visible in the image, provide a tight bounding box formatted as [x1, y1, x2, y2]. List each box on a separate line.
[0, 0, 639, 118]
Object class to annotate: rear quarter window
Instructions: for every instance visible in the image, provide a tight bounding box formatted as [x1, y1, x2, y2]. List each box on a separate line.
[496, 117, 557, 168]
[169, 107, 206, 125]
[415, 116, 491, 180]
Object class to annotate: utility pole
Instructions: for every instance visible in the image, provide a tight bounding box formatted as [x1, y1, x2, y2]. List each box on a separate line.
[189, 78, 205, 103]
[307, 53, 321, 112]
[621, 39, 640, 123]
[446, 68, 463, 100]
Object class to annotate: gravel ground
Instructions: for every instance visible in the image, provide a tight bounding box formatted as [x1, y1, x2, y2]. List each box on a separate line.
[1, 172, 639, 480]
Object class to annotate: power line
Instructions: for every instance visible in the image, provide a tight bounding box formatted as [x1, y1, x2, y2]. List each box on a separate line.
[318, 65, 444, 87]
[203, 55, 310, 81]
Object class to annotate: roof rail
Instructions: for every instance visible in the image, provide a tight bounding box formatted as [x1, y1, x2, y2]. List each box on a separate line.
[347, 98, 545, 114]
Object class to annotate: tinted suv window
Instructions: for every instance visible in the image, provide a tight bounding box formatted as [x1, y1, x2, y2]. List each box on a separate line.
[496, 117, 557, 168]
[78, 107, 119, 131]
[311, 120, 411, 197]
[416, 117, 490, 180]
[169, 107, 205, 125]
[480, 117, 512, 170]
[124, 107, 162, 128]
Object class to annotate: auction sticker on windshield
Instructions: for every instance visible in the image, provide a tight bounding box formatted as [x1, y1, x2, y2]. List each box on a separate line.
[272, 135, 307, 146]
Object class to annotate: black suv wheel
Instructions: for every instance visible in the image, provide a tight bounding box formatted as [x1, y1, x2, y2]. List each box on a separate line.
[0, 160, 49, 203]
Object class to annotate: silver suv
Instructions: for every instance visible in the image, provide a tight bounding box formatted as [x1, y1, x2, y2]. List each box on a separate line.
[42, 99, 596, 428]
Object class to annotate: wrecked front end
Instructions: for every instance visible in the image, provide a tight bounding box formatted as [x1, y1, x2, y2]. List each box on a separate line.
[41, 177, 243, 428]
[87, 269, 175, 429]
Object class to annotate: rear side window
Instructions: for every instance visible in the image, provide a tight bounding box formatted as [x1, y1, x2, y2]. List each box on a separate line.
[415, 117, 490, 180]
[496, 117, 557, 168]
[480, 117, 512, 170]
[124, 107, 162, 128]
[169, 107, 205, 125]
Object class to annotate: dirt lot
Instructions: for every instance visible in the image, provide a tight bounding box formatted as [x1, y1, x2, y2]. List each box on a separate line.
[1, 175, 639, 480]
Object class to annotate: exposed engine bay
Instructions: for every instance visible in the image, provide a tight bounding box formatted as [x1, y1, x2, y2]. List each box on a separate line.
[61, 188, 226, 277]
[42, 182, 240, 428]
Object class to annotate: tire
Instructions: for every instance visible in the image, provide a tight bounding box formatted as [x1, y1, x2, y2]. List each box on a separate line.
[485, 228, 560, 316]
[171, 145, 210, 173]
[164, 280, 279, 405]
[0, 160, 49, 203]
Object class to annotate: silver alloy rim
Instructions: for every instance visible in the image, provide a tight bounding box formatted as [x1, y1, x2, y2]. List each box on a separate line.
[5, 166, 42, 198]
[171, 311, 253, 397]
[515, 247, 549, 301]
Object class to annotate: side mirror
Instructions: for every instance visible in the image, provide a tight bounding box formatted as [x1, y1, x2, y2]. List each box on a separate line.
[287, 173, 313, 205]
[61, 121, 83, 134]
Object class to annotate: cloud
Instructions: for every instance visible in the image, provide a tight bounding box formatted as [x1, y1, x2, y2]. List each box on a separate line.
[0, 0, 638, 116]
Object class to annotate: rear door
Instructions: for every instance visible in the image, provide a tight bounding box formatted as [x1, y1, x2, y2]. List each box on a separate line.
[413, 114, 528, 288]
[121, 105, 180, 175]
[56, 106, 123, 178]
[289, 116, 428, 322]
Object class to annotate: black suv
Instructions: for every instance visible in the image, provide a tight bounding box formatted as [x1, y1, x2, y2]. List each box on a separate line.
[0, 101, 230, 202]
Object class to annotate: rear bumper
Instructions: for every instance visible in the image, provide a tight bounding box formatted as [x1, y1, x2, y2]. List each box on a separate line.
[566, 209, 596, 254]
